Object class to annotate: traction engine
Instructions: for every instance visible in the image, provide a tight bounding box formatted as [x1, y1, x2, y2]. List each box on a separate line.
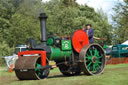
[14, 13, 106, 80]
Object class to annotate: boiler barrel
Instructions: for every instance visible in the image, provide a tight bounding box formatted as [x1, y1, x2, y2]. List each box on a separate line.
[48, 47, 72, 61]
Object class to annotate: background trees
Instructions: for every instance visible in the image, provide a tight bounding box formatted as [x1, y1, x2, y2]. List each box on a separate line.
[112, 1, 128, 44]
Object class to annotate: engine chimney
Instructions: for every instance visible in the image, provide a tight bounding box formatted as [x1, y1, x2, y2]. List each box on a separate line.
[39, 13, 48, 45]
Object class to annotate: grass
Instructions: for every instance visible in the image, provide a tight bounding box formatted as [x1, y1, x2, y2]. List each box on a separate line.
[0, 64, 128, 85]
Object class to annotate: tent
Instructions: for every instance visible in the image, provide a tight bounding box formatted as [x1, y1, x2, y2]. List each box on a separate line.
[122, 40, 128, 45]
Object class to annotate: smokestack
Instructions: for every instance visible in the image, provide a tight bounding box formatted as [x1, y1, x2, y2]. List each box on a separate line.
[39, 13, 48, 45]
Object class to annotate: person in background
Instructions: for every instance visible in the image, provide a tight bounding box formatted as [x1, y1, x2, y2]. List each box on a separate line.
[83, 24, 104, 44]
[83, 24, 94, 44]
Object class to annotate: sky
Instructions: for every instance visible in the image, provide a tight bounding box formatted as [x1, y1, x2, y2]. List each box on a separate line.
[43, 0, 124, 22]
[75, 0, 124, 22]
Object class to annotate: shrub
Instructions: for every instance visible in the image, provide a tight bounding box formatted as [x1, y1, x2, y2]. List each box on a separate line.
[0, 41, 14, 66]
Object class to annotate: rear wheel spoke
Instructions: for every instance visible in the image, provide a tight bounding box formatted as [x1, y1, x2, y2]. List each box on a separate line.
[85, 56, 92, 60]
[86, 53, 89, 57]
[87, 62, 92, 67]
[94, 48, 98, 56]
[98, 62, 101, 64]
[96, 50, 100, 56]
[96, 63, 100, 68]
[93, 64, 96, 72]
[96, 62, 101, 70]
[97, 56, 102, 59]
[89, 49, 93, 56]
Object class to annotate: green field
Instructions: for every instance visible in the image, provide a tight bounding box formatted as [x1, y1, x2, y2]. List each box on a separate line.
[0, 64, 128, 85]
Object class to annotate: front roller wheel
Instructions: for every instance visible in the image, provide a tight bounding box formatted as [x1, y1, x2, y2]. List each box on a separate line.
[15, 56, 49, 80]
[79, 43, 106, 75]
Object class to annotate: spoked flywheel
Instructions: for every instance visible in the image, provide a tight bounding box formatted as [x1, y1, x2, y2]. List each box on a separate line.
[79, 43, 106, 75]
[15, 56, 49, 80]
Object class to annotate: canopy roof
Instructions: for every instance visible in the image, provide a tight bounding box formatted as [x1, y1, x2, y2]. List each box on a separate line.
[122, 40, 128, 45]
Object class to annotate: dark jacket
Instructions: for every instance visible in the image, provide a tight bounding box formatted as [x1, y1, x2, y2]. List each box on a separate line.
[84, 28, 94, 43]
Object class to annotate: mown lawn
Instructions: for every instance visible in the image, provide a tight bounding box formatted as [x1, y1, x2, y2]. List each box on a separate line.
[0, 64, 128, 85]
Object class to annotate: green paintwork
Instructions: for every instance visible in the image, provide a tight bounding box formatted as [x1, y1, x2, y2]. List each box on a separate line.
[61, 40, 72, 51]
[47, 36, 59, 46]
[85, 48, 102, 73]
[35, 63, 41, 77]
[47, 38, 54, 46]
[49, 47, 72, 61]
[103, 45, 108, 50]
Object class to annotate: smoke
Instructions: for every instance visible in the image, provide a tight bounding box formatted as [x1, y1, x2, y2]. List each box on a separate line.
[20, 0, 45, 17]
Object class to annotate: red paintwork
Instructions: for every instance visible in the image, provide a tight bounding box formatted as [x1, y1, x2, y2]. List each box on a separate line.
[72, 29, 89, 53]
[18, 50, 46, 66]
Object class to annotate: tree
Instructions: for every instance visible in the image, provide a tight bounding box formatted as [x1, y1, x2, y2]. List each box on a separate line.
[62, 0, 78, 7]
[0, 0, 15, 43]
[0, 41, 14, 66]
[8, 13, 40, 47]
[8, 0, 43, 47]
[112, 1, 128, 44]
[0, 0, 16, 65]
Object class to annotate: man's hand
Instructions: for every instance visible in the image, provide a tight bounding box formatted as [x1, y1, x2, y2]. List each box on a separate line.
[100, 38, 104, 40]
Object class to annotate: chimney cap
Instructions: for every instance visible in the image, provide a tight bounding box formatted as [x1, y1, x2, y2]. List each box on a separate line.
[39, 13, 48, 19]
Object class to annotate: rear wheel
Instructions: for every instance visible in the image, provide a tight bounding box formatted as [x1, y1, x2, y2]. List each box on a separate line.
[79, 43, 106, 75]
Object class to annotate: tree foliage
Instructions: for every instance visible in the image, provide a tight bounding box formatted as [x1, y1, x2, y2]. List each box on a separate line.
[112, 1, 128, 44]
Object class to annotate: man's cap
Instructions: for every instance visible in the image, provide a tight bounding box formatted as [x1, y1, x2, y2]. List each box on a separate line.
[86, 24, 92, 27]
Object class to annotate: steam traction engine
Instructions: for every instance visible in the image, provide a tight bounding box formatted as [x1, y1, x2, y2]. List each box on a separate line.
[14, 13, 106, 80]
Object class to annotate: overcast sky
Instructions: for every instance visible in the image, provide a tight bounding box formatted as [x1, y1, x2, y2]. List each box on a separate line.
[43, 0, 124, 22]
[76, 0, 124, 22]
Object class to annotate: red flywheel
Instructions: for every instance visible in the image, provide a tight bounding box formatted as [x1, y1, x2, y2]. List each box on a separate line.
[72, 29, 89, 53]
